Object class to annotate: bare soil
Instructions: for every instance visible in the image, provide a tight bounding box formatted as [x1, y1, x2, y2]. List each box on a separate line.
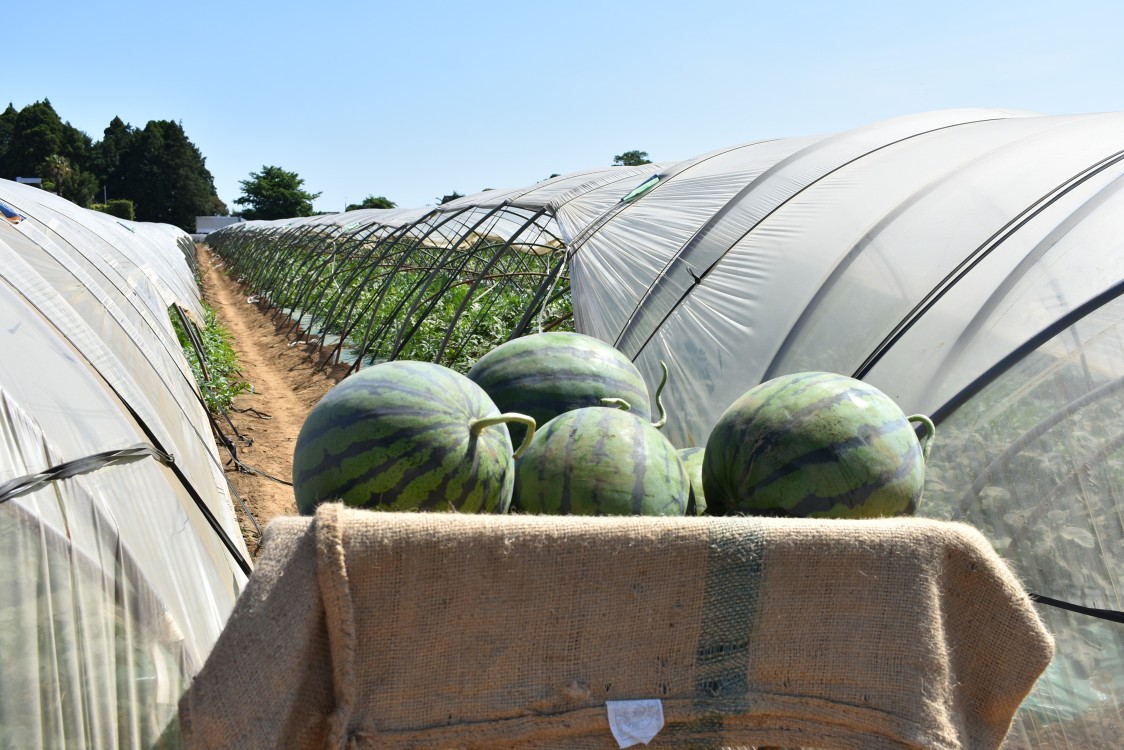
[196, 244, 349, 556]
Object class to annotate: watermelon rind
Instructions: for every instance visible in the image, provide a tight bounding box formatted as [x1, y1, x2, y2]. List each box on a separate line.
[514, 406, 688, 516]
[677, 446, 706, 516]
[467, 332, 652, 445]
[702, 371, 931, 519]
[292, 360, 520, 515]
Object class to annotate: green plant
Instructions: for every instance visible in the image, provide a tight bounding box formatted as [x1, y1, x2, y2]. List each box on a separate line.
[205, 223, 575, 379]
[169, 303, 250, 415]
[91, 199, 135, 220]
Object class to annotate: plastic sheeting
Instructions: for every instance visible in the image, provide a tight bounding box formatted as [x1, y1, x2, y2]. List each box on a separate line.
[202, 108, 1123, 747]
[561, 109, 1124, 748]
[0, 180, 248, 747]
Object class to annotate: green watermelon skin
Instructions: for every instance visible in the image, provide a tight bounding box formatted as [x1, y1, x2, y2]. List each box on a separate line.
[467, 332, 651, 445]
[293, 360, 515, 515]
[703, 371, 927, 519]
[678, 447, 707, 516]
[514, 407, 688, 516]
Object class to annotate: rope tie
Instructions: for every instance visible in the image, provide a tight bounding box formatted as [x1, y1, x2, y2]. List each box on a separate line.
[0, 442, 173, 505]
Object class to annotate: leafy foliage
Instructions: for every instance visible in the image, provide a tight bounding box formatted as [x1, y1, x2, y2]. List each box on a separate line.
[42, 154, 71, 192]
[346, 195, 396, 211]
[208, 216, 573, 380]
[170, 303, 251, 415]
[0, 101, 224, 231]
[117, 120, 219, 228]
[90, 116, 134, 201]
[0, 100, 99, 205]
[90, 199, 135, 221]
[613, 149, 651, 166]
[234, 165, 321, 220]
[437, 191, 464, 205]
[0, 99, 86, 177]
[0, 104, 14, 158]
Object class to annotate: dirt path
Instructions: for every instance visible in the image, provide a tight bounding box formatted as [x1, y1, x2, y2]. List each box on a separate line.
[196, 244, 348, 555]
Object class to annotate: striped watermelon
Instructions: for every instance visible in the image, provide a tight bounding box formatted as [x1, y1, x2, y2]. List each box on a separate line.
[513, 406, 688, 516]
[702, 371, 935, 519]
[467, 332, 652, 445]
[677, 446, 707, 516]
[292, 360, 534, 515]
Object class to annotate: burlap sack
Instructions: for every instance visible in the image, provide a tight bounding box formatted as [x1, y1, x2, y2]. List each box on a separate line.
[179, 504, 1053, 749]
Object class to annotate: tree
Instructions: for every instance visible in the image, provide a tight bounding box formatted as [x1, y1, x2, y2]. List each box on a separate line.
[613, 150, 651, 166]
[0, 104, 17, 162]
[0, 99, 89, 178]
[0, 103, 220, 217]
[346, 195, 396, 211]
[0, 99, 64, 178]
[40, 153, 98, 206]
[91, 116, 136, 201]
[437, 191, 464, 205]
[42, 154, 71, 194]
[58, 120, 92, 172]
[32, 152, 94, 206]
[117, 120, 220, 229]
[234, 165, 320, 220]
[209, 193, 229, 216]
[63, 169, 98, 206]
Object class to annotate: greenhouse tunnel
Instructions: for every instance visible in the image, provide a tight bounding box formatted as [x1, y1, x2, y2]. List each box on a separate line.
[208, 107, 1124, 747]
[562, 108, 1124, 747]
[2, 105, 1122, 747]
[0, 180, 249, 746]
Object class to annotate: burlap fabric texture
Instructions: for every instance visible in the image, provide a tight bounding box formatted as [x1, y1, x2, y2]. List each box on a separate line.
[179, 503, 1053, 749]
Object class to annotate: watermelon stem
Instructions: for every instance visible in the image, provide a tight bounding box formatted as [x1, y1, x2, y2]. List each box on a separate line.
[908, 414, 936, 461]
[599, 397, 632, 411]
[469, 413, 537, 459]
[651, 360, 669, 429]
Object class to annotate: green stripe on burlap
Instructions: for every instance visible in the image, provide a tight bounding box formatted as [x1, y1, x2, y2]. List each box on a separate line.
[665, 518, 766, 745]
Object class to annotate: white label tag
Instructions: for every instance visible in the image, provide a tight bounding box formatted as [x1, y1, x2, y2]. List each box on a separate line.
[606, 699, 665, 748]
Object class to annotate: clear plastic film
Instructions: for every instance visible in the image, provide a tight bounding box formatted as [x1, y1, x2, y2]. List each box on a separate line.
[564, 110, 1124, 747]
[0, 180, 246, 747]
[197, 109, 1124, 747]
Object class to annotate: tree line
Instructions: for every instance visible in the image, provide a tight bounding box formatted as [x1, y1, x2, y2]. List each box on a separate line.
[0, 99, 224, 231]
[238, 151, 653, 218]
[1, 98, 656, 229]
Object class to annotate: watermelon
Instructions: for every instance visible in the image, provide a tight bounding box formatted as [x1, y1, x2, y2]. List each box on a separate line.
[513, 406, 688, 516]
[702, 371, 935, 519]
[677, 446, 706, 516]
[292, 360, 534, 515]
[467, 332, 652, 445]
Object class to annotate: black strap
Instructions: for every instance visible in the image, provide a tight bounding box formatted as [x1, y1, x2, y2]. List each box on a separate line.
[0, 443, 174, 504]
[0, 439, 253, 576]
[1028, 592, 1124, 624]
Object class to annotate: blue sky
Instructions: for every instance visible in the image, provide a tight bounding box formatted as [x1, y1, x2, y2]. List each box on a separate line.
[10, 0, 1123, 213]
